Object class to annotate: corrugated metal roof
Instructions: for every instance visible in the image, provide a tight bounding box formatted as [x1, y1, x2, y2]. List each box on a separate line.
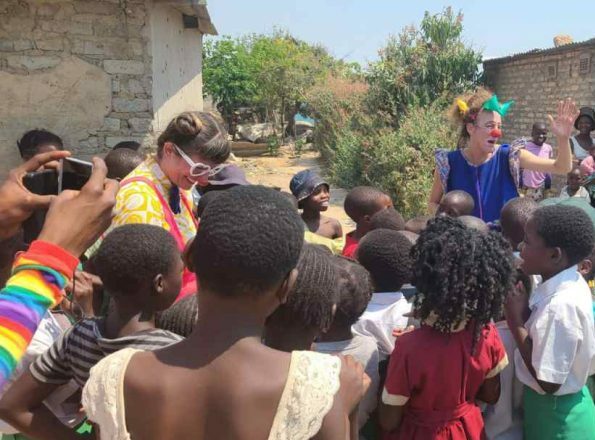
[484, 38, 595, 65]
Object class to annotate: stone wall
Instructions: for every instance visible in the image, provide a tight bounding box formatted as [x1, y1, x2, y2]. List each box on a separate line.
[483, 42, 595, 148]
[0, 0, 153, 168]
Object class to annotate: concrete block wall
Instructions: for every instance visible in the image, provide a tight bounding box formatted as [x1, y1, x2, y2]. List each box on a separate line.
[484, 44, 595, 149]
[0, 0, 154, 168]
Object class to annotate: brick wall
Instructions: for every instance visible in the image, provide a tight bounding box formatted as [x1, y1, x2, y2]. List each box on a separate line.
[484, 42, 595, 149]
[0, 0, 153, 165]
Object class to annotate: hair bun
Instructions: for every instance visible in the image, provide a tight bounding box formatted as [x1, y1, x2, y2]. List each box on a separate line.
[174, 112, 203, 137]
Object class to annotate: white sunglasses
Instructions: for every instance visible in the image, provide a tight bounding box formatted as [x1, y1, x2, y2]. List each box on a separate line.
[173, 144, 227, 177]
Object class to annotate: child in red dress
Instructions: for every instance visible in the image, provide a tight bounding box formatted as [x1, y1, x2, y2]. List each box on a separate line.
[379, 216, 515, 439]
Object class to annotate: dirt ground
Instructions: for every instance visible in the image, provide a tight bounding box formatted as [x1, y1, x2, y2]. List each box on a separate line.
[235, 146, 354, 230]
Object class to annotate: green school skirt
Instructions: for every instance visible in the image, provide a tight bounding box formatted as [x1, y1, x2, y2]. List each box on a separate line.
[524, 385, 595, 440]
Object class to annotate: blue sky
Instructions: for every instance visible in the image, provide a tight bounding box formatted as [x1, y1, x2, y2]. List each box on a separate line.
[206, 1, 594, 65]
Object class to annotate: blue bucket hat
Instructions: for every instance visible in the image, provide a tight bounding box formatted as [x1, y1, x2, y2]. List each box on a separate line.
[289, 169, 328, 202]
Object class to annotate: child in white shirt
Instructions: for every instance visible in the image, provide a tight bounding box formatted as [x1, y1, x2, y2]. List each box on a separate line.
[353, 229, 413, 360]
[505, 204, 595, 440]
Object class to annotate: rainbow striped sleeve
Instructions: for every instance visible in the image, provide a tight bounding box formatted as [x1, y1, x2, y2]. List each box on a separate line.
[0, 240, 78, 389]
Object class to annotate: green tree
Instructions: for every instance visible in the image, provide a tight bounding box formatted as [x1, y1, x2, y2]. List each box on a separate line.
[366, 7, 482, 126]
[202, 36, 256, 130]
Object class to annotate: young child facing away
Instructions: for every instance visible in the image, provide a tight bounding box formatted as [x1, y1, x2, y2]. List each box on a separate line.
[560, 167, 590, 201]
[264, 243, 339, 352]
[500, 197, 539, 252]
[404, 215, 432, 234]
[437, 190, 475, 217]
[521, 123, 553, 201]
[0, 224, 183, 440]
[506, 205, 595, 439]
[315, 257, 380, 429]
[81, 186, 367, 440]
[379, 216, 514, 440]
[290, 169, 343, 239]
[342, 186, 393, 258]
[156, 295, 199, 338]
[104, 148, 146, 181]
[353, 229, 414, 360]
[369, 208, 406, 232]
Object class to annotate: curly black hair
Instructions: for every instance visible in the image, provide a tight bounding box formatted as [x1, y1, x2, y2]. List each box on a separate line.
[357, 229, 414, 292]
[370, 208, 406, 232]
[344, 186, 390, 223]
[93, 224, 179, 295]
[196, 190, 221, 218]
[156, 295, 198, 337]
[17, 129, 63, 159]
[331, 256, 374, 327]
[411, 216, 514, 340]
[500, 197, 538, 248]
[532, 205, 595, 266]
[193, 185, 304, 296]
[268, 243, 339, 331]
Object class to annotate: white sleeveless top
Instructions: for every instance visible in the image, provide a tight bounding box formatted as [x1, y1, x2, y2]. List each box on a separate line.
[571, 136, 593, 161]
[82, 348, 341, 440]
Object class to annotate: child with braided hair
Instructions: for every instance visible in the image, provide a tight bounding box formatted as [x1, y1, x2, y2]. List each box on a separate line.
[379, 216, 515, 440]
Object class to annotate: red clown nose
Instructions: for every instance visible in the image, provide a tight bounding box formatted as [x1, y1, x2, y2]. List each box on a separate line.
[489, 128, 502, 138]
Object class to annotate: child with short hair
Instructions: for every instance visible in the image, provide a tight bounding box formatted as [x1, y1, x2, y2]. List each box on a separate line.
[379, 216, 514, 439]
[81, 186, 367, 440]
[521, 122, 553, 201]
[315, 257, 380, 429]
[369, 208, 406, 232]
[264, 243, 339, 351]
[560, 167, 590, 201]
[16, 129, 63, 161]
[0, 224, 183, 439]
[506, 205, 595, 439]
[290, 169, 343, 239]
[404, 215, 432, 234]
[437, 190, 475, 217]
[353, 229, 413, 360]
[500, 197, 539, 251]
[104, 148, 146, 180]
[458, 215, 489, 234]
[342, 186, 393, 258]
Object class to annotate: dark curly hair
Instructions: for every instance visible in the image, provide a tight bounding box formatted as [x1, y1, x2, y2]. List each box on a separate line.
[532, 205, 595, 266]
[357, 229, 414, 292]
[156, 295, 198, 337]
[331, 256, 374, 327]
[193, 185, 304, 296]
[411, 216, 514, 340]
[369, 208, 406, 232]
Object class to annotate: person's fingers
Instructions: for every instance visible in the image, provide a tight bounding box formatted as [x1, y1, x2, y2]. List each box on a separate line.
[102, 178, 120, 199]
[25, 193, 56, 211]
[82, 157, 107, 194]
[16, 151, 70, 175]
[547, 114, 555, 127]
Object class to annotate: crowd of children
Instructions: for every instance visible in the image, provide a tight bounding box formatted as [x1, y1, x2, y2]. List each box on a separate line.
[0, 100, 594, 440]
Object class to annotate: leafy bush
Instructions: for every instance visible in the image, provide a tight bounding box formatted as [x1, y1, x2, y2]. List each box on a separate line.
[362, 104, 458, 218]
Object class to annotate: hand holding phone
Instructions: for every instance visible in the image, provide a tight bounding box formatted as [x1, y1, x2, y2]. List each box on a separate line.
[0, 151, 70, 240]
[39, 157, 119, 257]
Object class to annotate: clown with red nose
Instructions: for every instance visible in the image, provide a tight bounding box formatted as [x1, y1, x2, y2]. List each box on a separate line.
[429, 89, 579, 223]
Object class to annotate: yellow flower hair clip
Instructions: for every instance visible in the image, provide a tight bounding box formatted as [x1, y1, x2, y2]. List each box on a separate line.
[456, 99, 469, 115]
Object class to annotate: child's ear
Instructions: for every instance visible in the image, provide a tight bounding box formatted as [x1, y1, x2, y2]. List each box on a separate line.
[550, 247, 564, 265]
[579, 259, 593, 276]
[153, 273, 165, 295]
[277, 268, 298, 305]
